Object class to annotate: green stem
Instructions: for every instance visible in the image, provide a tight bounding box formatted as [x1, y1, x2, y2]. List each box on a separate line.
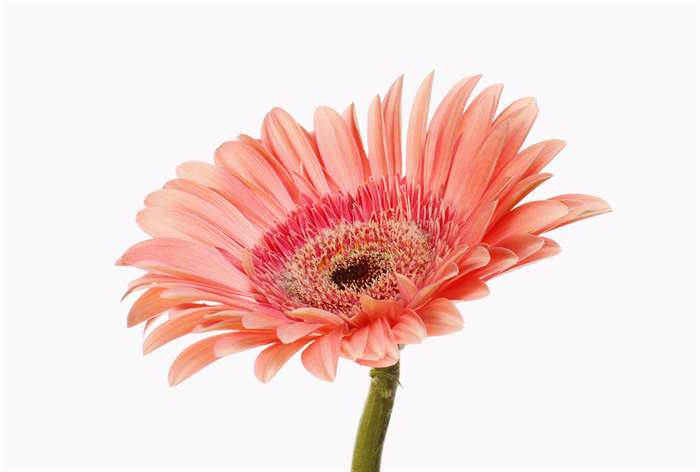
[351, 360, 400, 472]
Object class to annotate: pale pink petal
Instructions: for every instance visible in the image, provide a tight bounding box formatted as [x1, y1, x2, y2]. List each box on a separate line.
[436, 276, 490, 301]
[475, 247, 519, 280]
[409, 263, 460, 309]
[136, 207, 243, 257]
[445, 119, 509, 217]
[341, 324, 369, 361]
[261, 108, 330, 195]
[301, 329, 343, 381]
[162, 179, 262, 247]
[381, 75, 404, 175]
[381, 318, 401, 361]
[424, 75, 481, 192]
[392, 310, 427, 344]
[508, 237, 562, 270]
[525, 139, 566, 176]
[124, 273, 250, 307]
[406, 71, 434, 183]
[342, 103, 370, 178]
[458, 245, 491, 273]
[495, 234, 545, 261]
[484, 141, 547, 209]
[359, 294, 403, 322]
[313, 106, 365, 193]
[213, 332, 278, 357]
[241, 311, 290, 329]
[363, 319, 388, 360]
[492, 172, 553, 223]
[214, 140, 296, 213]
[443, 84, 504, 207]
[276, 322, 323, 344]
[117, 238, 250, 292]
[394, 272, 418, 302]
[367, 95, 389, 179]
[237, 133, 301, 202]
[254, 338, 312, 383]
[168, 332, 275, 386]
[357, 356, 400, 368]
[417, 298, 464, 336]
[287, 307, 348, 326]
[543, 194, 612, 232]
[143, 309, 243, 354]
[455, 83, 503, 147]
[127, 287, 199, 328]
[492, 97, 539, 175]
[176, 161, 276, 229]
[484, 200, 569, 244]
[461, 201, 497, 248]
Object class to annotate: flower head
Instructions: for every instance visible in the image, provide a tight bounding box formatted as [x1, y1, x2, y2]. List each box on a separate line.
[118, 73, 610, 385]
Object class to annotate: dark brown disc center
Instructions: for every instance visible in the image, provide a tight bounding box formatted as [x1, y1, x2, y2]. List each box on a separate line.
[330, 254, 389, 291]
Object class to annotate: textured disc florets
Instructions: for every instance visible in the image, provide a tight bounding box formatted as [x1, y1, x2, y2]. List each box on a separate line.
[250, 177, 461, 316]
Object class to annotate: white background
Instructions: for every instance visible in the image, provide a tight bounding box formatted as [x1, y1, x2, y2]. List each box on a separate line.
[1, 1, 697, 471]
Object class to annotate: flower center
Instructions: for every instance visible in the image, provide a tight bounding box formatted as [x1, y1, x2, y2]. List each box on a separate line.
[330, 253, 391, 291]
[274, 220, 431, 316]
[249, 179, 463, 317]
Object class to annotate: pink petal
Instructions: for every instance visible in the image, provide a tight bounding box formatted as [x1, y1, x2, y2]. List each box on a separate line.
[458, 245, 491, 273]
[460, 201, 497, 248]
[406, 71, 434, 183]
[287, 307, 347, 326]
[525, 139, 566, 176]
[437, 276, 490, 301]
[143, 308, 243, 354]
[359, 294, 402, 322]
[241, 311, 290, 329]
[313, 106, 365, 193]
[424, 75, 481, 192]
[476, 247, 519, 280]
[495, 234, 545, 260]
[357, 356, 400, 368]
[484, 140, 547, 210]
[409, 262, 460, 309]
[492, 172, 553, 223]
[392, 310, 427, 344]
[543, 194, 611, 232]
[168, 332, 275, 386]
[254, 338, 312, 383]
[176, 161, 276, 229]
[445, 119, 509, 217]
[381, 75, 404, 175]
[237, 133, 301, 202]
[162, 179, 262, 247]
[455, 83, 503, 149]
[136, 207, 243, 257]
[367, 95, 389, 178]
[363, 319, 387, 360]
[276, 322, 323, 344]
[261, 108, 330, 195]
[394, 272, 418, 302]
[380, 318, 400, 361]
[117, 238, 250, 293]
[484, 200, 569, 245]
[127, 287, 199, 328]
[417, 298, 464, 336]
[342, 103, 370, 178]
[341, 324, 369, 361]
[510, 237, 562, 270]
[492, 97, 539, 175]
[301, 329, 343, 381]
[214, 140, 296, 213]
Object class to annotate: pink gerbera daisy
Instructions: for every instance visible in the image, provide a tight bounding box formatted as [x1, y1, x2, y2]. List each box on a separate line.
[118, 73, 609, 387]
